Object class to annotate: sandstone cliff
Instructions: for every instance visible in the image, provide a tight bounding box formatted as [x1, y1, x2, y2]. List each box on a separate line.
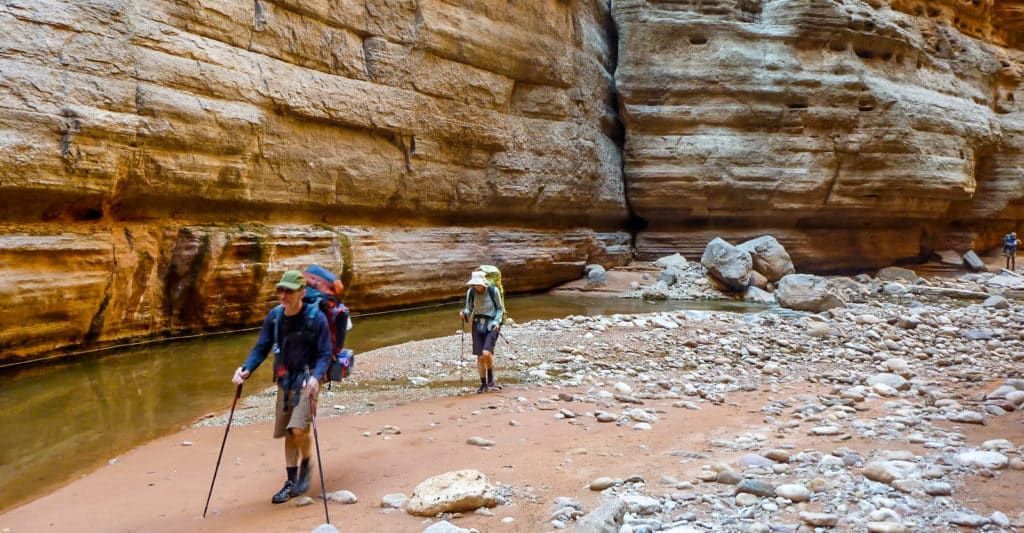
[614, 0, 1024, 270]
[0, 0, 627, 361]
[2, 0, 1024, 362]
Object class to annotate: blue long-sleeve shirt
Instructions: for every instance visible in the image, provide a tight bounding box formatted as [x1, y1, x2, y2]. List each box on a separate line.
[241, 303, 333, 383]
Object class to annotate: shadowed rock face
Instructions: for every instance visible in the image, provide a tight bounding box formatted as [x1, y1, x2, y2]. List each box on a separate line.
[614, 0, 1024, 269]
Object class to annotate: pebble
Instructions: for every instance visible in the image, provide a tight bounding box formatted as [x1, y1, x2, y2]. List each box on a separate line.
[956, 450, 1008, 470]
[735, 493, 759, 506]
[736, 479, 774, 497]
[774, 484, 811, 502]
[590, 477, 616, 491]
[326, 490, 358, 504]
[293, 496, 315, 507]
[381, 493, 408, 508]
[799, 511, 837, 527]
[467, 436, 495, 447]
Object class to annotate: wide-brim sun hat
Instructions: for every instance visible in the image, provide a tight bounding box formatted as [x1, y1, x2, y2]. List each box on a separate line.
[466, 271, 489, 286]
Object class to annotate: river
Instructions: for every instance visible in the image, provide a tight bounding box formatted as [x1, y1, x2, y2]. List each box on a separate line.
[0, 293, 766, 512]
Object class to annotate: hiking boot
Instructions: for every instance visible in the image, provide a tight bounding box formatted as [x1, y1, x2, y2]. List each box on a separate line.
[477, 384, 487, 394]
[291, 464, 311, 497]
[272, 480, 295, 504]
[486, 378, 496, 389]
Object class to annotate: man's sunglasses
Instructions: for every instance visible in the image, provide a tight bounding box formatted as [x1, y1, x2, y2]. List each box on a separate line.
[276, 287, 299, 295]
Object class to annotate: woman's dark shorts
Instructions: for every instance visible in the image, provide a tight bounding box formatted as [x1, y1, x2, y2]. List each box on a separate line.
[471, 317, 499, 355]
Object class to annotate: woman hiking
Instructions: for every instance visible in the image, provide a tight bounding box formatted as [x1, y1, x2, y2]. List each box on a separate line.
[459, 270, 504, 393]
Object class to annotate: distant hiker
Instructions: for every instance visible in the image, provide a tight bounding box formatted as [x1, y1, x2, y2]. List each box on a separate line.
[459, 270, 504, 393]
[231, 270, 332, 504]
[1004, 232, 1020, 270]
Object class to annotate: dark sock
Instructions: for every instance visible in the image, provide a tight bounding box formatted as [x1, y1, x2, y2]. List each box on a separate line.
[480, 377, 487, 387]
[286, 467, 298, 483]
[299, 458, 310, 476]
[487, 369, 494, 383]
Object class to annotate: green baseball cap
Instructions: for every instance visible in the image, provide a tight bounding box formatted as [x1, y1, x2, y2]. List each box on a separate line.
[276, 270, 306, 290]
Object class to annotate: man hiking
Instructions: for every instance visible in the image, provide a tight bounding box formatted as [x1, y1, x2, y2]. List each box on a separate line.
[231, 270, 332, 503]
[1004, 231, 1020, 271]
[459, 270, 504, 393]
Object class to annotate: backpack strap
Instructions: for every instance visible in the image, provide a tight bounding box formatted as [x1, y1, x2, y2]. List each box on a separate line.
[271, 305, 284, 354]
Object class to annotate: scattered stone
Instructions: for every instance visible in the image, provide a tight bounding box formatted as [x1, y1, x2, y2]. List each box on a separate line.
[701, 237, 753, 290]
[774, 484, 811, 502]
[326, 490, 358, 504]
[423, 520, 471, 533]
[405, 469, 497, 516]
[956, 450, 1008, 470]
[293, 496, 315, 507]
[736, 479, 774, 497]
[737, 235, 795, 282]
[467, 436, 495, 447]
[799, 511, 837, 527]
[381, 493, 408, 509]
[776, 274, 844, 312]
[963, 250, 986, 271]
[312, 524, 340, 533]
[573, 497, 625, 533]
[983, 295, 1009, 309]
[590, 477, 617, 491]
[877, 267, 917, 282]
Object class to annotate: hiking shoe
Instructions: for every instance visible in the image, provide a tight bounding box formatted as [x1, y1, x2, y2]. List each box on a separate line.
[272, 480, 295, 504]
[486, 379, 496, 389]
[477, 384, 487, 394]
[291, 465, 311, 497]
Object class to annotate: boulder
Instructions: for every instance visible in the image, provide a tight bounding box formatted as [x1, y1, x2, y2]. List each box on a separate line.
[876, 266, 918, 282]
[986, 273, 1024, 289]
[742, 286, 776, 305]
[775, 274, 844, 313]
[737, 235, 795, 282]
[658, 266, 685, 286]
[748, 269, 769, 290]
[983, 295, 1009, 309]
[654, 253, 687, 270]
[936, 250, 964, 267]
[641, 282, 670, 300]
[700, 237, 753, 290]
[423, 521, 471, 533]
[963, 250, 987, 272]
[405, 470, 497, 517]
[585, 264, 608, 285]
[573, 497, 626, 533]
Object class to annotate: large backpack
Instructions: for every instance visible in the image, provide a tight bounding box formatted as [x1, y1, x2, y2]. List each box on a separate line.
[1005, 234, 1018, 251]
[301, 265, 354, 382]
[479, 264, 509, 325]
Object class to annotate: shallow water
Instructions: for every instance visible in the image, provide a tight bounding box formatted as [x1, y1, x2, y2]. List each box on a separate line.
[0, 293, 765, 512]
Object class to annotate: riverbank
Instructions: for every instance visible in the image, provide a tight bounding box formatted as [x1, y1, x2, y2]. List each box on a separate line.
[3, 284, 1023, 531]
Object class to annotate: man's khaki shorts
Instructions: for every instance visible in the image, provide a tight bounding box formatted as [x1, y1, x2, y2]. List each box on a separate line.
[273, 386, 313, 439]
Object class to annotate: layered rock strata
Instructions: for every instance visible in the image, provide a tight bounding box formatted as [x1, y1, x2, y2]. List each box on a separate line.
[615, 0, 1024, 269]
[0, 0, 627, 361]
[0, 224, 629, 361]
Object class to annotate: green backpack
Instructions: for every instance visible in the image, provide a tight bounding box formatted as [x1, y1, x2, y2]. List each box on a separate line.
[479, 265, 509, 324]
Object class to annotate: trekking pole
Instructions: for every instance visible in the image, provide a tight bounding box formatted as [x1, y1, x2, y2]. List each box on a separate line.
[498, 328, 521, 359]
[309, 388, 331, 524]
[203, 383, 242, 518]
[459, 317, 466, 383]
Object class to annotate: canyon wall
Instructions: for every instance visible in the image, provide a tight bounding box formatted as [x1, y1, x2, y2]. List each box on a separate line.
[615, 0, 1024, 270]
[2, 0, 1024, 361]
[0, 0, 628, 361]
